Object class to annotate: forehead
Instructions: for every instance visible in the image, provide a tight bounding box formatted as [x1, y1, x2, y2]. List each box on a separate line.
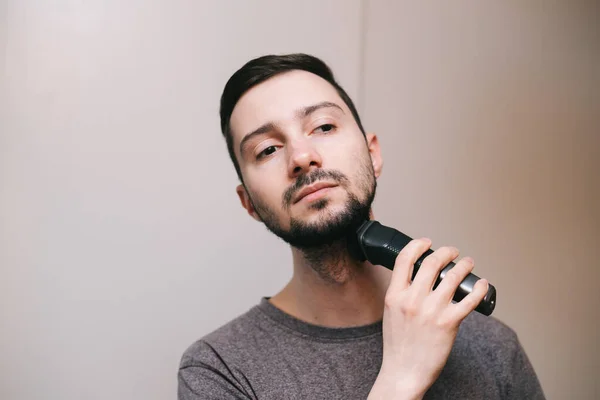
[229, 70, 347, 145]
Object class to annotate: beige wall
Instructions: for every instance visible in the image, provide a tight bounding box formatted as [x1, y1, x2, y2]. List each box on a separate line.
[1, 1, 597, 399]
[363, 2, 599, 399]
[0, 1, 362, 399]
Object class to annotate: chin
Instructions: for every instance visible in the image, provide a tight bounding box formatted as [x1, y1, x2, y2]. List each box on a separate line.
[262, 185, 373, 249]
[300, 198, 345, 219]
[306, 190, 348, 209]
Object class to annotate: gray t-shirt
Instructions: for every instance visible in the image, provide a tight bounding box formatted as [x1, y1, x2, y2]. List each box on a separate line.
[178, 297, 544, 399]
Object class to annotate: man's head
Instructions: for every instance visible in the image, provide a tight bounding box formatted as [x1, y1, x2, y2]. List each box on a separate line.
[219, 54, 383, 250]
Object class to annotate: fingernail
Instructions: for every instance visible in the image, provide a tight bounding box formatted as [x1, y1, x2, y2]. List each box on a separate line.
[421, 237, 432, 244]
[464, 256, 474, 263]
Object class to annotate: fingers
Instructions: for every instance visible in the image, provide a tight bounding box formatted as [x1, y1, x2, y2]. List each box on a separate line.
[387, 238, 432, 293]
[432, 256, 476, 302]
[411, 246, 460, 297]
[387, 239, 487, 322]
[448, 278, 489, 321]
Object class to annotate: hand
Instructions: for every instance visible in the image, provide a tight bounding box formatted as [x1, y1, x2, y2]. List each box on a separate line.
[368, 238, 489, 400]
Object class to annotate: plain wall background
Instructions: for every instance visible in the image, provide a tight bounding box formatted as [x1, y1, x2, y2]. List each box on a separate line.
[362, 2, 599, 399]
[1, 1, 597, 399]
[0, 1, 363, 399]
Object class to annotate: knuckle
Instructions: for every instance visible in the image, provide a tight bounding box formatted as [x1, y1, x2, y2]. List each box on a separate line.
[462, 297, 477, 311]
[400, 298, 420, 317]
[423, 246, 459, 269]
[424, 253, 440, 266]
[400, 239, 427, 256]
[408, 238, 421, 246]
[418, 237, 432, 247]
[443, 270, 462, 286]
[437, 314, 458, 330]
[384, 293, 401, 309]
[462, 256, 474, 266]
[440, 246, 459, 256]
[394, 252, 411, 267]
[405, 238, 422, 249]
[461, 293, 479, 309]
[460, 257, 475, 270]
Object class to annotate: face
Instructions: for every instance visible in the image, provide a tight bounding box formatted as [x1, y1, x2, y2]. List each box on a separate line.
[229, 70, 383, 249]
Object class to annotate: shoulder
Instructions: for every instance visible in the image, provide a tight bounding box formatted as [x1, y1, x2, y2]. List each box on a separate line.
[457, 313, 546, 398]
[179, 305, 264, 369]
[456, 312, 525, 370]
[460, 312, 519, 345]
[178, 308, 265, 399]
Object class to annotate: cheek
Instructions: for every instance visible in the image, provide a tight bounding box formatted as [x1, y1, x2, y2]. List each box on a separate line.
[333, 148, 373, 197]
[319, 140, 350, 169]
[322, 137, 369, 177]
[246, 176, 286, 211]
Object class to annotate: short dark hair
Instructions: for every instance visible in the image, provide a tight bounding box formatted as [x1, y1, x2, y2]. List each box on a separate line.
[219, 53, 366, 182]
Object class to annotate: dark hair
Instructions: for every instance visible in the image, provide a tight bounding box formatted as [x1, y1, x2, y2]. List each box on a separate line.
[219, 53, 366, 182]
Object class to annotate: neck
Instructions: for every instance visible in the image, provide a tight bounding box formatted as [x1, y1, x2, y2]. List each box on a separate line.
[269, 237, 392, 328]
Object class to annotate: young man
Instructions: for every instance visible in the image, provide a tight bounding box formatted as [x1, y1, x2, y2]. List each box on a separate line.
[178, 54, 544, 399]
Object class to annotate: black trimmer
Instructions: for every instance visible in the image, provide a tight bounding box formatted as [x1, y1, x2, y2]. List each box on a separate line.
[347, 220, 497, 316]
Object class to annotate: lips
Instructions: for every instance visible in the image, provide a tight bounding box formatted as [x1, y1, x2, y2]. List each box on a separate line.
[293, 181, 338, 204]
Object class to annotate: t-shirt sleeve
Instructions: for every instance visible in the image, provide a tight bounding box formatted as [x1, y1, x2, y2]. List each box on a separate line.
[178, 340, 253, 400]
[178, 365, 251, 400]
[505, 335, 546, 400]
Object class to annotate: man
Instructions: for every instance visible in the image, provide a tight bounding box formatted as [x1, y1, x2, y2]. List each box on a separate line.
[178, 53, 544, 399]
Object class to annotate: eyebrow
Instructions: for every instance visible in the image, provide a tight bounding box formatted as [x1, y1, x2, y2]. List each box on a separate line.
[238, 101, 345, 157]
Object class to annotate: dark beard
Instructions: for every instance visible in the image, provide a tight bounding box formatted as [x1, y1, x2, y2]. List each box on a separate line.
[246, 160, 377, 283]
[249, 162, 376, 248]
[261, 190, 372, 249]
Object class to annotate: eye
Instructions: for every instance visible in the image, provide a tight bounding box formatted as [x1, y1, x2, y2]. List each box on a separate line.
[256, 145, 278, 160]
[314, 123, 336, 134]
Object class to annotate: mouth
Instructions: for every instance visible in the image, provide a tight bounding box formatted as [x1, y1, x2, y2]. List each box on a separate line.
[293, 181, 339, 204]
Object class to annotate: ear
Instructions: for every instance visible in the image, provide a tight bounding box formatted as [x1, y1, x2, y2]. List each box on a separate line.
[365, 133, 383, 178]
[236, 184, 262, 222]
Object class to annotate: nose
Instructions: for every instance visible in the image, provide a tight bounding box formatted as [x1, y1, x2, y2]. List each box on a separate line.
[287, 140, 323, 178]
